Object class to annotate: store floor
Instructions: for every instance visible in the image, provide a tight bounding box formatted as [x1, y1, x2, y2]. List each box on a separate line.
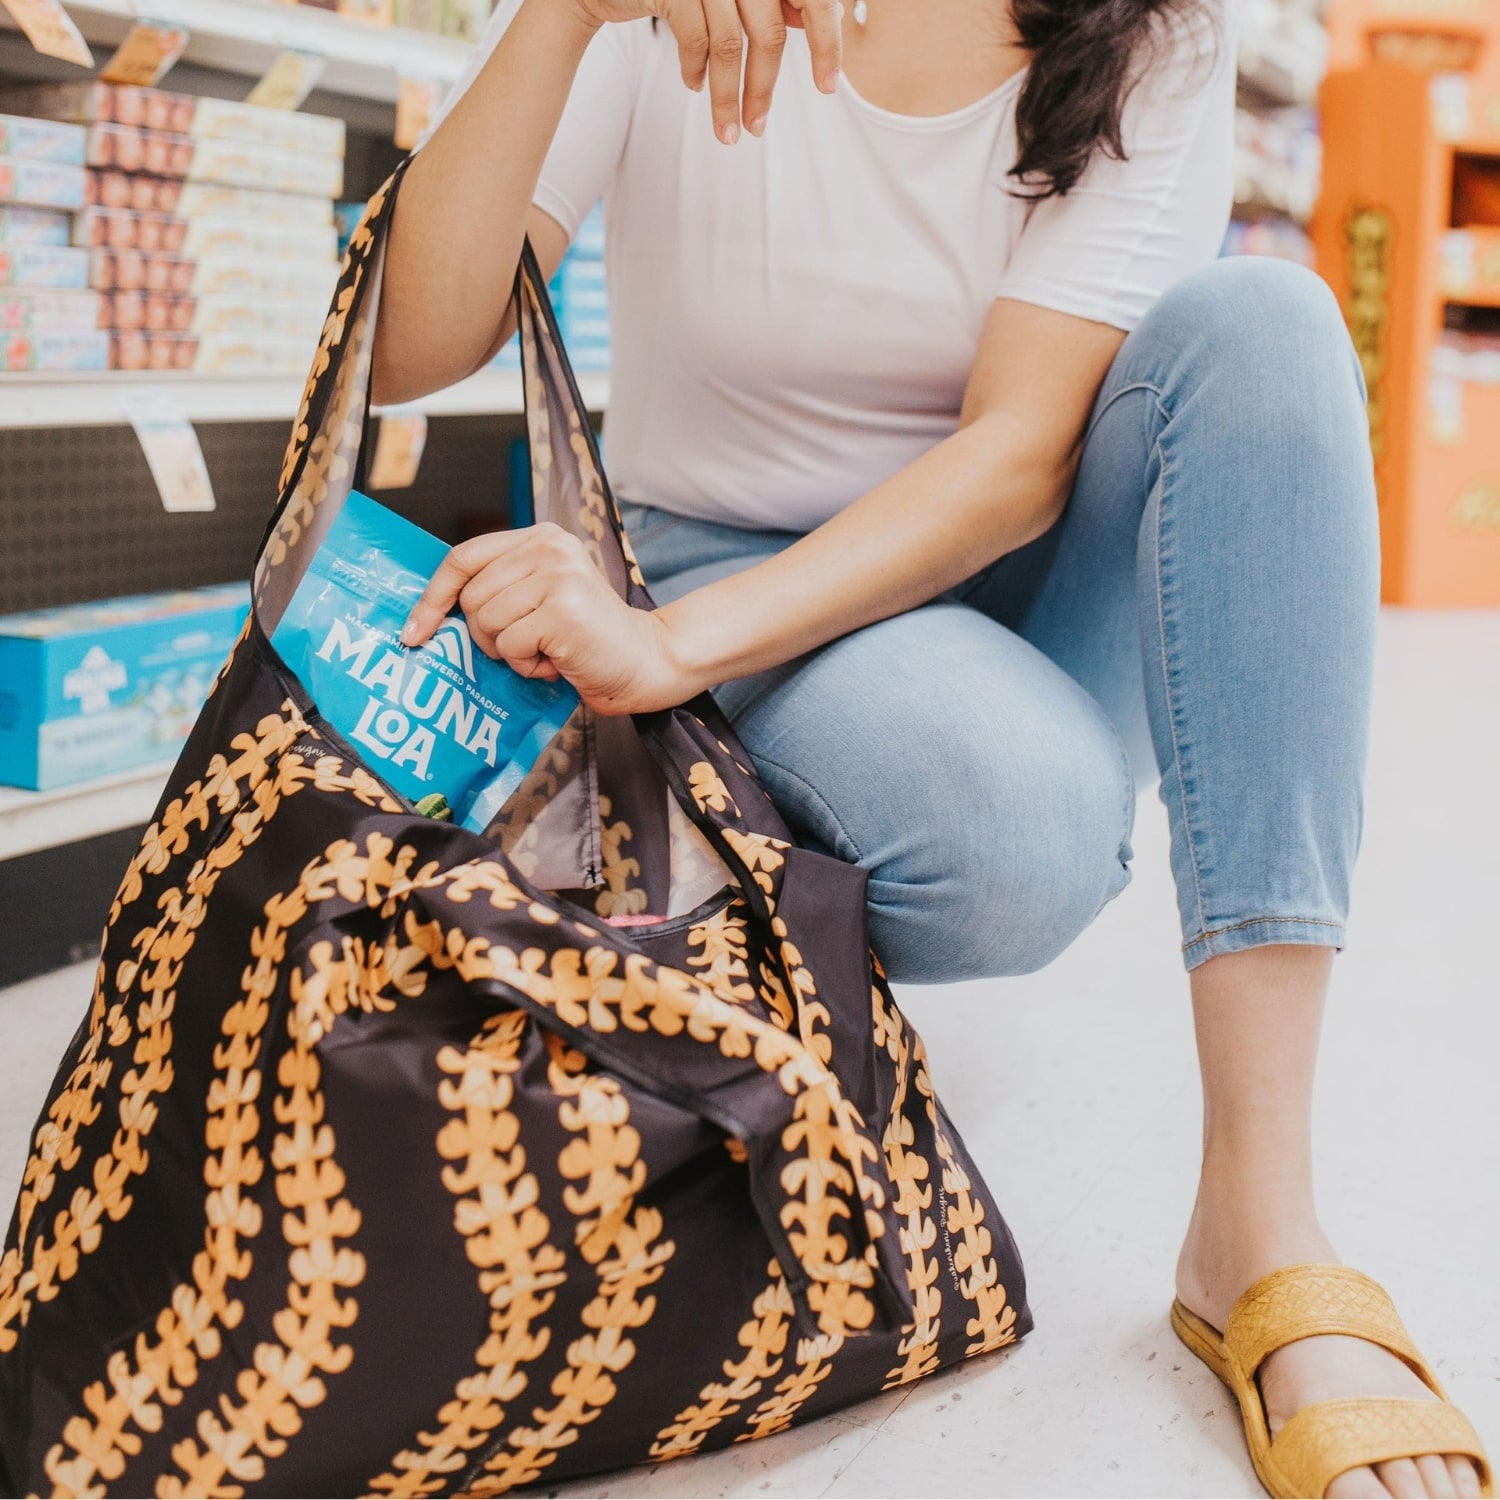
[2, 608, 1497, 1499]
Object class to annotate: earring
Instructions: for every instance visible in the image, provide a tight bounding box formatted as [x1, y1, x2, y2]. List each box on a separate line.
[852, 0, 867, 23]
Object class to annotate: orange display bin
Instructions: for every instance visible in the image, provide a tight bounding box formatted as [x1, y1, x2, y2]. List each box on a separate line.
[1316, 2, 1500, 606]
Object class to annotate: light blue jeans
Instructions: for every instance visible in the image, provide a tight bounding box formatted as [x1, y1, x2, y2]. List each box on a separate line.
[623, 258, 1380, 982]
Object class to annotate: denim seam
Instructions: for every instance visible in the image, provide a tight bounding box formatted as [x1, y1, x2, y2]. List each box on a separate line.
[747, 751, 866, 867]
[1181, 915, 1346, 952]
[1148, 389, 1213, 945]
[1081, 378, 1164, 448]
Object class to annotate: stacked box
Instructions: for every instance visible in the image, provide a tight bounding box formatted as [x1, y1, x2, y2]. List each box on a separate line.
[99, 290, 327, 337]
[84, 170, 332, 222]
[0, 82, 345, 158]
[0, 113, 85, 164]
[107, 331, 312, 373]
[1, 82, 343, 374]
[0, 289, 100, 331]
[74, 207, 337, 261]
[90, 248, 322, 299]
[0, 244, 89, 287]
[0, 334, 107, 370]
[0, 205, 73, 244]
[0, 583, 250, 790]
[0, 115, 97, 367]
[83, 125, 343, 198]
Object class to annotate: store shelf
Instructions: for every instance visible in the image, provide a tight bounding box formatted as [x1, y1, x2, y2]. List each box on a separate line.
[0, 760, 173, 860]
[0, 0, 471, 102]
[0, 365, 609, 427]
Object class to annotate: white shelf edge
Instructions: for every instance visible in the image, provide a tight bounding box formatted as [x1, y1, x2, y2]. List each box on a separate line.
[0, 759, 174, 860]
[0, 0, 471, 103]
[0, 366, 609, 427]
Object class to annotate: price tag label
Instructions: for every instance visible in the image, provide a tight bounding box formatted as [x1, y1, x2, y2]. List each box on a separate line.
[99, 18, 189, 86]
[121, 391, 216, 513]
[394, 73, 443, 150]
[367, 411, 428, 491]
[245, 49, 326, 110]
[0, 0, 93, 67]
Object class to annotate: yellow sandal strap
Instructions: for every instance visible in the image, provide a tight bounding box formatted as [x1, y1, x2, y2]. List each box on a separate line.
[1271, 1396, 1493, 1499]
[1223, 1264, 1431, 1387]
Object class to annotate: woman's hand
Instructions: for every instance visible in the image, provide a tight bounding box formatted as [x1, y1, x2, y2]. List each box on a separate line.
[401, 523, 700, 715]
[567, 0, 842, 143]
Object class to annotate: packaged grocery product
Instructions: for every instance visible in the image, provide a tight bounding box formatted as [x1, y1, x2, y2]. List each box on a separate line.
[85, 169, 337, 220]
[84, 123, 344, 198]
[0, 82, 345, 157]
[0, 244, 88, 287]
[338, 0, 394, 21]
[442, 0, 489, 41]
[0, 583, 250, 791]
[0, 157, 86, 210]
[333, 199, 365, 254]
[0, 331, 109, 370]
[271, 491, 578, 831]
[98, 289, 328, 338]
[108, 329, 311, 373]
[90, 246, 337, 299]
[0, 289, 101, 331]
[393, 0, 443, 29]
[0, 113, 85, 165]
[0, 205, 72, 244]
[72, 206, 339, 260]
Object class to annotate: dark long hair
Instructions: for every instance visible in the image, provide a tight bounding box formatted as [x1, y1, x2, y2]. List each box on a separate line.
[1009, 0, 1212, 199]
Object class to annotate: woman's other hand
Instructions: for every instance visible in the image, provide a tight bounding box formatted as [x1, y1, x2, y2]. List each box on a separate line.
[567, 0, 841, 142]
[401, 523, 699, 715]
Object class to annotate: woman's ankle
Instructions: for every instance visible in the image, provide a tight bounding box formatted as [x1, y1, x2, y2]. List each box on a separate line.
[1176, 1173, 1335, 1326]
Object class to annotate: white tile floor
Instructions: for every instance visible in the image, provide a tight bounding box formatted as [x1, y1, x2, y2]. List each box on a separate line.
[2, 609, 1497, 1499]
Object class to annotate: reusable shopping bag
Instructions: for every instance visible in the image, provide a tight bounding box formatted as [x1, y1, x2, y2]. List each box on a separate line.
[0, 160, 1031, 1498]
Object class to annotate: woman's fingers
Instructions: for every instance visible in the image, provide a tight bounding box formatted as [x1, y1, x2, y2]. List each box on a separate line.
[470, 574, 550, 661]
[700, 0, 746, 143]
[666, 0, 838, 137]
[739, 0, 787, 136]
[402, 531, 513, 646]
[796, 0, 842, 92]
[661, 0, 711, 93]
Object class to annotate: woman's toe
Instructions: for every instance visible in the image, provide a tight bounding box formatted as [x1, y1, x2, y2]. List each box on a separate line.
[1414, 1453, 1459, 1497]
[1327, 1464, 1394, 1498]
[1446, 1455, 1482, 1499]
[1377, 1457, 1437, 1498]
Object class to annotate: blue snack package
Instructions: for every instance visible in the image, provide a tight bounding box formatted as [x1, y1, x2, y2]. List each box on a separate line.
[271, 491, 579, 832]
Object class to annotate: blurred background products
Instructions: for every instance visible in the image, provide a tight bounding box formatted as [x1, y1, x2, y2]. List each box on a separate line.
[0, 582, 249, 789]
[1316, 0, 1500, 607]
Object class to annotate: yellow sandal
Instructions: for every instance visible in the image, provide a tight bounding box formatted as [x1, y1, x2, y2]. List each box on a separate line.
[1171, 1263, 1494, 1498]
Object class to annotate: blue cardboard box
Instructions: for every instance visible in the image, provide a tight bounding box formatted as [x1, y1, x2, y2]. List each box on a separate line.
[0, 582, 250, 790]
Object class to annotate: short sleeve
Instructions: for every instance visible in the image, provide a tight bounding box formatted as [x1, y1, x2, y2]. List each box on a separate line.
[419, 0, 639, 240]
[994, 6, 1236, 331]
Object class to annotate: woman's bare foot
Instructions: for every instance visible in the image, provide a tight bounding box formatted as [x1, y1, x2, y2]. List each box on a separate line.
[1176, 1203, 1484, 1499]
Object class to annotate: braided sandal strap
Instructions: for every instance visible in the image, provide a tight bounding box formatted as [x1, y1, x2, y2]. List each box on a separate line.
[1271, 1396, 1493, 1499]
[1223, 1264, 1432, 1389]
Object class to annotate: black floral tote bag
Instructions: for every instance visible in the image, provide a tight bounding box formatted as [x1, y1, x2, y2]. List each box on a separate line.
[0, 161, 1030, 1498]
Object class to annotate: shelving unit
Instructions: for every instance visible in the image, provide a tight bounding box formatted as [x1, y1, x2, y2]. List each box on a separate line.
[0, 760, 175, 861]
[0, 0, 471, 103]
[1315, 45, 1500, 607]
[0, 365, 608, 427]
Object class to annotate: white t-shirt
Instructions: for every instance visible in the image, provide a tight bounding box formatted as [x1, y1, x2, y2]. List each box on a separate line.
[430, 1, 1235, 532]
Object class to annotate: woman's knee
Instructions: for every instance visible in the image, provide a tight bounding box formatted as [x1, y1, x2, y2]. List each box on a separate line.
[866, 711, 1135, 985]
[1136, 256, 1364, 411]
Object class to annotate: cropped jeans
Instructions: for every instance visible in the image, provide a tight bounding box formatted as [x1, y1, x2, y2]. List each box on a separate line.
[623, 257, 1380, 983]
